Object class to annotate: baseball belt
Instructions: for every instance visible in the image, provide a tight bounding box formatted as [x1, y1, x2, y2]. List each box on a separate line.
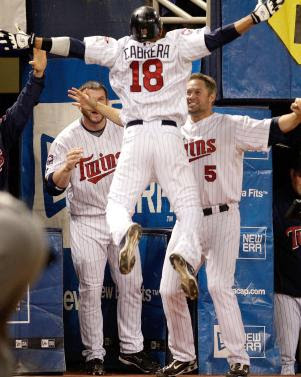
[203, 204, 229, 216]
[126, 119, 177, 128]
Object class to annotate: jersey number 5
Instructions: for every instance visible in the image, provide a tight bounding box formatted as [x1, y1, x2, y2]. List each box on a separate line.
[130, 59, 164, 92]
[204, 165, 216, 182]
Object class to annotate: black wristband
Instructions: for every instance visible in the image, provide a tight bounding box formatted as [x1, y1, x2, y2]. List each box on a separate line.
[45, 172, 66, 196]
[41, 38, 53, 52]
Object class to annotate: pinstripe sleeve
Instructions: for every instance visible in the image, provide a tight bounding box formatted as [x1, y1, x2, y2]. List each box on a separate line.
[84, 35, 120, 67]
[233, 115, 271, 152]
[169, 27, 211, 61]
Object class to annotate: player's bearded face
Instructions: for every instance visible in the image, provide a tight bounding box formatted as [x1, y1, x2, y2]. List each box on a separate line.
[186, 79, 214, 116]
[81, 88, 108, 124]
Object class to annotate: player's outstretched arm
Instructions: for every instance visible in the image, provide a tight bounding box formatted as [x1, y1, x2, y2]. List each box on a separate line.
[267, 99, 301, 147]
[266, 103, 301, 146]
[204, 0, 284, 52]
[68, 87, 123, 127]
[0, 28, 85, 59]
[275, 102, 301, 134]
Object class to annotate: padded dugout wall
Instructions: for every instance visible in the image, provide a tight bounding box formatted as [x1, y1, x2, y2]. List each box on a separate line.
[218, 0, 301, 99]
[8, 228, 65, 374]
[27, 0, 144, 40]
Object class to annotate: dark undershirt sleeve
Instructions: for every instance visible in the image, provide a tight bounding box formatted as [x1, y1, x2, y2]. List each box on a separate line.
[41, 37, 85, 59]
[45, 172, 66, 196]
[268, 117, 288, 146]
[204, 23, 240, 52]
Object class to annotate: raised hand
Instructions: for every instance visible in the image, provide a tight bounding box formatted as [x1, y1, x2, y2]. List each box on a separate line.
[64, 148, 84, 172]
[251, 0, 285, 24]
[29, 48, 47, 78]
[291, 98, 301, 117]
[68, 87, 97, 111]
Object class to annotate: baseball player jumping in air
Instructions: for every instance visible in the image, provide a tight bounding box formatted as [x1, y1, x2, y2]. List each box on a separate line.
[0, 1, 285, 309]
[44, 81, 160, 375]
[68, 74, 301, 377]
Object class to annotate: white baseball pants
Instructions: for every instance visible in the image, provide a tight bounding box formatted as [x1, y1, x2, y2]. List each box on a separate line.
[70, 215, 143, 361]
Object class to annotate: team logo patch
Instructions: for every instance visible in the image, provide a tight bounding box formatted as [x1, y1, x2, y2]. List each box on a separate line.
[46, 154, 54, 165]
[286, 225, 301, 250]
[181, 29, 193, 35]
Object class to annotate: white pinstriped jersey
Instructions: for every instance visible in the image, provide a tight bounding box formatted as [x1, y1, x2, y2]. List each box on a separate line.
[45, 118, 123, 216]
[84, 28, 211, 126]
[181, 112, 271, 206]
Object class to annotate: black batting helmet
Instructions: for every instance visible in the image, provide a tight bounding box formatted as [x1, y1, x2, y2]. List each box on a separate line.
[130, 6, 162, 42]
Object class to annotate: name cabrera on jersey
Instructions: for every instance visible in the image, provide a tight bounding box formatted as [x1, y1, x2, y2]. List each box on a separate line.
[181, 112, 271, 206]
[84, 28, 211, 126]
[45, 119, 123, 216]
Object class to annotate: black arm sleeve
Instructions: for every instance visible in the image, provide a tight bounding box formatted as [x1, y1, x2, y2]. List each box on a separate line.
[268, 117, 287, 146]
[45, 172, 66, 196]
[204, 23, 241, 52]
[41, 37, 85, 59]
[69, 38, 85, 58]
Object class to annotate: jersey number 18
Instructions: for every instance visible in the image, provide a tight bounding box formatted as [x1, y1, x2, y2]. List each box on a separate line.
[130, 59, 164, 92]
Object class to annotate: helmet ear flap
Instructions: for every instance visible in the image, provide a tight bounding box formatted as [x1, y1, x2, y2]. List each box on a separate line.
[130, 6, 162, 42]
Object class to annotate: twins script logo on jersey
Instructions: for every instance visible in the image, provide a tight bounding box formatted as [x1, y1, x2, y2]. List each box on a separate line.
[184, 138, 216, 162]
[286, 226, 301, 250]
[77, 152, 120, 184]
[0, 149, 4, 172]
